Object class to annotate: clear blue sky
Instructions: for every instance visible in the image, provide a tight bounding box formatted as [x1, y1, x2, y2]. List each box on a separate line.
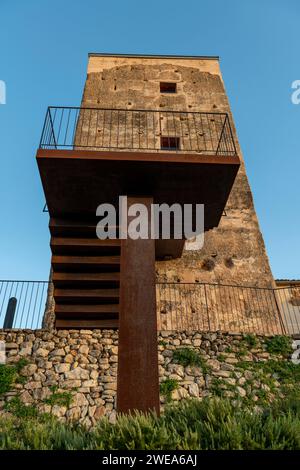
[0, 0, 299, 281]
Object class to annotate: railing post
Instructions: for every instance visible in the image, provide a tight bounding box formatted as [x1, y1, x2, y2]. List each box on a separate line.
[39, 107, 49, 148]
[227, 114, 237, 155]
[3, 297, 17, 328]
[204, 284, 211, 331]
[48, 108, 57, 148]
[215, 115, 227, 156]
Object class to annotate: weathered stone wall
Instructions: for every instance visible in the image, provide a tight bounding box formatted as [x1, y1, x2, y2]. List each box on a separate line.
[0, 328, 293, 426]
[82, 55, 274, 288]
[1, 329, 118, 427]
[158, 331, 288, 407]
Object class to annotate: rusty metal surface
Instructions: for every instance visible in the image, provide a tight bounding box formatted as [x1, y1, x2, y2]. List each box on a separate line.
[117, 197, 160, 414]
[36, 148, 239, 242]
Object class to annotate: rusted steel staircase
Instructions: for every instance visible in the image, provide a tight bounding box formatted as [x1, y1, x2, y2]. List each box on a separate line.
[49, 218, 120, 329]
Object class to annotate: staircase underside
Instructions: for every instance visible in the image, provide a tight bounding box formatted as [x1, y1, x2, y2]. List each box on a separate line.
[37, 149, 240, 229]
[50, 218, 120, 328]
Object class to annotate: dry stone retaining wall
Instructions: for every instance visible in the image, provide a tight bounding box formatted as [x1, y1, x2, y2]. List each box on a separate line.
[0, 328, 292, 426]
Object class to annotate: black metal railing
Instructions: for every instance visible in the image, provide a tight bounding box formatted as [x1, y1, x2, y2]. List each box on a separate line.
[39, 106, 237, 156]
[0, 281, 48, 329]
[156, 283, 300, 336]
[1, 280, 299, 336]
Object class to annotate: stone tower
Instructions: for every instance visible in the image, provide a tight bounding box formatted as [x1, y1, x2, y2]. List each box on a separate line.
[83, 53, 274, 288]
[37, 53, 276, 413]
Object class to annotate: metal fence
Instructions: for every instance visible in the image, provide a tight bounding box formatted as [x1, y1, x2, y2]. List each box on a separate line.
[1, 280, 299, 336]
[275, 286, 300, 336]
[39, 106, 237, 156]
[157, 282, 300, 336]
[0, 281, 48, 329]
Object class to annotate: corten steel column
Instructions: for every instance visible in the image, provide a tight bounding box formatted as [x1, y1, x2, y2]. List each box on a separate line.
[117, 196, 160, 414]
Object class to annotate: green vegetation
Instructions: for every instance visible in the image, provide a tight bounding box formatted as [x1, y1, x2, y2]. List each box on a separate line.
[4, 396, 38, 419]
[228, 359, 300, 406]
[265, 336, 293, 357]
[0, 365, 17, 396]
[1, 397, 300, 449]
[210, 378, 226, 397]
[202, 357, 300, 407]
[236, 348, 248, 359]
[0, 359, 37, 418]
[259, 359, 300, 384]
[237, 359, 300, 385]
[159, 379, 178, 402]
[0, 359, 28, 396]
[44, 386, 73, 408]
[173, 348, 211, 374]
[243, 334, 258, 348]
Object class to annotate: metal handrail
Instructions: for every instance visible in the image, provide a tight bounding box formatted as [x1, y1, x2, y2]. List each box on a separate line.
[0, 280, 49, 330]
[156, 282, 300, 336]
[1, 280, 298, 335]
[39, 106, 237, 156]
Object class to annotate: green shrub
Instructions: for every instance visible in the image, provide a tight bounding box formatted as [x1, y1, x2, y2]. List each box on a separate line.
[0, 413, 92, 450]
[271, 387, 300, 416]
[4, 396, 38, 418]
[44, 385, 73, 408]
[266, 336, 293, 356]
[260, 360, 300, 384]
[236, 348, 248, 359]
[1, 397, 300, 450]
[94, 412, 173, 450]
[0, 359, 28, 396]
[210, 378, 225, 397]
[243, 334, 258, 348]
[160, 378, 178, 402]
[0, 365, 17, 396]
[94, 397, 300, 450]
[173, 348, 211, 373]
[14, 358, 29, 373]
